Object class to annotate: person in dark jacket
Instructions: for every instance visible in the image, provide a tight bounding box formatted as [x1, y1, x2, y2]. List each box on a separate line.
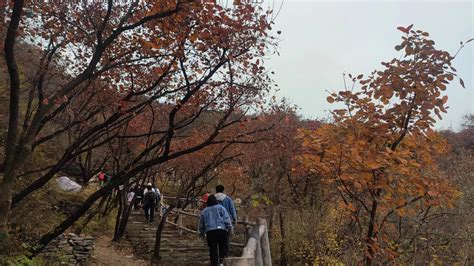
[198, 194, 233, 266]
[143, 183, 160, 222]
[134, 185, 143, 210]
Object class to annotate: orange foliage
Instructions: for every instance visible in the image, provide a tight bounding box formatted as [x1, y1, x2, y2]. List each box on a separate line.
[299, 26, 460, 263]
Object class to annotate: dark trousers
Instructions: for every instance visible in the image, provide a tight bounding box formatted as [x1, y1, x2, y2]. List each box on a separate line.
[206, 229, 229, 266]
[144, 203, 155, 222]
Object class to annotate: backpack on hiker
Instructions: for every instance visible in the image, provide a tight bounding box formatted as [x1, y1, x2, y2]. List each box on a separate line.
[143, 188, 160, 206]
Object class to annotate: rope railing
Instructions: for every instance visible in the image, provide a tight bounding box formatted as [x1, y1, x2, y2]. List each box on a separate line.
[166, 208, 249, 248]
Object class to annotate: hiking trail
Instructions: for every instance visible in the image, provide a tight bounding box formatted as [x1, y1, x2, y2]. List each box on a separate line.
[126, 210, 210, 265]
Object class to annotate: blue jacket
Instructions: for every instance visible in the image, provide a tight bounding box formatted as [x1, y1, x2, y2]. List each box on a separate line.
[215, 192, 237, 224]
[198, 205, 232, 235]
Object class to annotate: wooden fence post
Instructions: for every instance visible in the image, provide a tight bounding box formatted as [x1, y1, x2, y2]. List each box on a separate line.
[159, 194, 164, 217]
[178, 210, 183, 235]
[258, 218, 272, 266]
[244, 216, 249, 241]
[255, 223, 263, 266]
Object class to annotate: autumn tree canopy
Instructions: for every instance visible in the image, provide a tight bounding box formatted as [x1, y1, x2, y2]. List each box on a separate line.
[0, 0, 277, 253]
[1, 1, 472, 264]
[299, 26, 462, 264]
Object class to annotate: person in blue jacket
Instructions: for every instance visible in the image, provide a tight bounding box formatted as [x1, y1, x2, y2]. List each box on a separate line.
[214, 185, 237, 224]
[198, 194, 233, 266]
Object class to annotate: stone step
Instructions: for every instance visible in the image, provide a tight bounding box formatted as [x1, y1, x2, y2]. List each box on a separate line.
[159, 253, 209, 257]
[126, 227, 178, 233]
[134, 238, 208, 243]
[127, 234, 180, 240]
[126, 226, 177, 233]
[127, 236, 206, 244]
[160, 260, 210, 264]
[128, 242, 207, 251]
[127, 243, 208, 251]
[129, 229, 181, 233]
[161, 255, 210, 260]
[160, 260, 209, 266]
[129, 223, 179, 229]
[126, 210, 213, 264]
[125, 228, 175, 233]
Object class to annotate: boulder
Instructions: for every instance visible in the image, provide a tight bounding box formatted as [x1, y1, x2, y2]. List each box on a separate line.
[56, 176, 82, 192]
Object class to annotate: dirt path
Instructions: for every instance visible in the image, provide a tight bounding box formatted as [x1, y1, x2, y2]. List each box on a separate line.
[91, 235, 148, 265]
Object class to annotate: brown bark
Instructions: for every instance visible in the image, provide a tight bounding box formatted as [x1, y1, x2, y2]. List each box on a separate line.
[74, 195, 108, 235]
[0, 0, 25, 241]
[0, 170, 16, 250]
[29, 185, 114, 257]
[278, 208, 287, 266]
[152, 206, 173, 264]
[116, 193, 135, 240]
[113, 189, 126, 241]
[365, 197, 378, 266]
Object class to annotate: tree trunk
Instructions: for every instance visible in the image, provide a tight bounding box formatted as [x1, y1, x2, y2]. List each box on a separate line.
[74, 195, 108, 235]
[113, 189, 125, 241]
[0, 171, 16, 252]
[268, 205, 274, 239]
[0, 0, 25, 245]
[12, 158, 70, 208]
[30, 185, 113, 257]
[151, 206, 173, 264]
[102, 193, 117, 217]
[116, 181, 143, 240]
[117, 195, 135, 240]
[365, 198, 379, 266]
[278, 208, 287, 266]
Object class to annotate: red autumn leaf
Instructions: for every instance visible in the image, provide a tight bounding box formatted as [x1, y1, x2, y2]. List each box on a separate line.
[442, 95, 448, 104]
[397, 26, 409, 34]
[397, 27, 408, 33]
[397, 24, 413, 34]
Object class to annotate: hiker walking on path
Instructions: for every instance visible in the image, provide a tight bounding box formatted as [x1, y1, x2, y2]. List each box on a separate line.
[134, 185, 143, 210]
[215, 185, 237, 225]
[127, 189, 135, 208]
[198, 194, 233, 266]
[200, 191, 210, 210]
[143, 183, 160, 222]
[215, 185, 237, 257]
[98, 171, 106, 187]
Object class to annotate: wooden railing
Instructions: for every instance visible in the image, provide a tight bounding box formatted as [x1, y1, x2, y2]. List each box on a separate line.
[166, 208, 248, 248]
[160, 195, 272, 265]
[224, 218, 272, 266]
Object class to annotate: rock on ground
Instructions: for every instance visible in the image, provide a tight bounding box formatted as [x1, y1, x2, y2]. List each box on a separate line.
[56, 176, 82, 192]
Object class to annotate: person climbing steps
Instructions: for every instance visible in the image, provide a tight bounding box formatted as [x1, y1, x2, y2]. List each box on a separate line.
[198, 194, 233, 266]
[143, 183, 160, 222]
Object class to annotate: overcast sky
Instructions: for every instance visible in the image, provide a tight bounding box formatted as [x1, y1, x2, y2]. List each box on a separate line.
[266, 0, 473, 130]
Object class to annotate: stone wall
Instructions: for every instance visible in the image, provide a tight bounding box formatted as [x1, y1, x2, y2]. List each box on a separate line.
[41, 233, 94, 264]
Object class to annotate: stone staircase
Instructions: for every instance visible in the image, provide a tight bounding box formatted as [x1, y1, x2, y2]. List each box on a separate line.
[126, 210, 210, 265]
